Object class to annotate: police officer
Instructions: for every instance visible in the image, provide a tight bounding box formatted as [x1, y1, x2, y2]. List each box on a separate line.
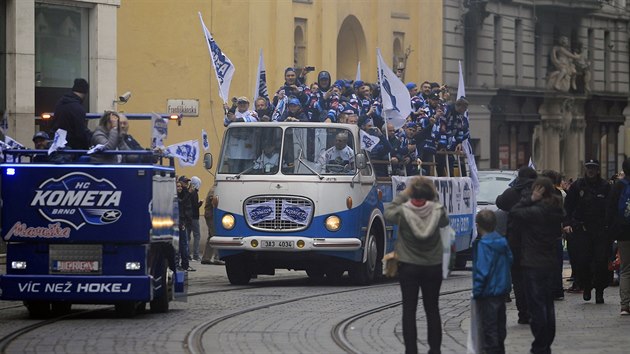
[563, 159, 611, 303]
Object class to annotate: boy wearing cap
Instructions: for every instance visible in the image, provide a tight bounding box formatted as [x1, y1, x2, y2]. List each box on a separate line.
[563, 159, 611, 304]
[223, 96, 258, 126]
[51, 78, 91, 150]
[279, 98, 307, 122]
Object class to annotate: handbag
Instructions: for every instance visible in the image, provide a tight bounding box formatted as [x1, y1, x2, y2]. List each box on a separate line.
[382, 251, 399, 278]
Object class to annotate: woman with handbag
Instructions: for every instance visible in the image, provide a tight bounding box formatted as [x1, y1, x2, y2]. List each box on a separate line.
[384, 176, 450, 354]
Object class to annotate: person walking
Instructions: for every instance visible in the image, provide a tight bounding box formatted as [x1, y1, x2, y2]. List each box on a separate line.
[496, 166, 537, 324]
[188, 176, 203, 261]
[177, 177, 194, 272]
[564, 159, 611, 303]
[605, 157, 630, 315]
[473, 209, 513, 354]
[510, 177, 564, 354]
[384, 176, 450, 354]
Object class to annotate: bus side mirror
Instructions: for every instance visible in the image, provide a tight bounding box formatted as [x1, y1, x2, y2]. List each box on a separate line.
[355, 153, 367, 170]
[203, 153, 213, 170]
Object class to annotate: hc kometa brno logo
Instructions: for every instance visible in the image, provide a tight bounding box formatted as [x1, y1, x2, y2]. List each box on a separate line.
[30, 172, 123, 230]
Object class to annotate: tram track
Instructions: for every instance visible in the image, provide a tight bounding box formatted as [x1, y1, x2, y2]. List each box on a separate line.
[331, 286, 472, 354]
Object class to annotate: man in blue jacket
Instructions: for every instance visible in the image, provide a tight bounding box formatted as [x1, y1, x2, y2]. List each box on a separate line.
[473, 209, 513, 354]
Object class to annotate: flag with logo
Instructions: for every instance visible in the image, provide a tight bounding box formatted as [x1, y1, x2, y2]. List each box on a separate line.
[457, 60, 479, 193]
[253, 49, 269, 102]
[48, 129, 68, 155]
[201, 129, 210, 151]
[280, 200, 312, 226]
[151, 112, 168, 149]
[245, 200, 276, 225]
[199, 12, 235, 104]
[359, 130, 380, 152]
[376, 48, 411, 130]
[4, 136, 25, 149]
[166, 140, 200, 167]
[528, 157, 536, 170]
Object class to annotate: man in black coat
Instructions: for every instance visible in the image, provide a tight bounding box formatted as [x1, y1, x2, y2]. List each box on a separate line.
[51, 78, 91, 149]
[496, 166, 537, 324]
[564, 159, 611, 304]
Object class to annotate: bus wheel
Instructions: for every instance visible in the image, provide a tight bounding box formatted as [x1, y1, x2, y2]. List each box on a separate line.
[115, 302, 138, 318]
[51, 302, 72, 316]
[25, 301, 51, 319]
[150, 261, 171, 313]
[350, 231, 378, 285]
[226, 259, 251, 285]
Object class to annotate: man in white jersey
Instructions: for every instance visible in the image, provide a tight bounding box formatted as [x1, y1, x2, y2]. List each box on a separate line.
[253, 142, 280, 173]
[316, 132, 354, 173]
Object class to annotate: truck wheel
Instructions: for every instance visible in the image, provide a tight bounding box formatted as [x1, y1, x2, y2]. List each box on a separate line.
[226, 259, 251, 285]
[150, 261, 171, 313]
[51, 302, 72, 316]
[349, 231, 378, 285]
[25, 301, 51, 319]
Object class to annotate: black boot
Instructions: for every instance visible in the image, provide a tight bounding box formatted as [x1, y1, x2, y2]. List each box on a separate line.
[583, 288, 592, 301]
[596, 289, 604, 304]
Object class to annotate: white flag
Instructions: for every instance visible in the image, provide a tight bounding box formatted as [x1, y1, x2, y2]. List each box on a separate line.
[4, 136, 25, 149]
[166, 140, 200, 167]
[151, 112, 168, 149]
[201, 129, 210, 151]
[253, 49, 268, 102]
[377, 49, 411, 130]
[199, 12, 235, 104]
[87, 144, 106, 155]
[48, 129, 68, 155]
[528, 157, 536, 170]
[355, 61, 361, 82]
[457, 60, 478, 191]
[359, 130, 380, 152]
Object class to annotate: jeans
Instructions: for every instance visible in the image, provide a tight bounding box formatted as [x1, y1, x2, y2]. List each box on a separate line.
[179, 225, 190, 269]
[618, 241, 630, 308]
[552, 238, 565, 298]
[478, 295, 507, 354]
[522, 266, 556, 354]
[511, 251, 529, 322]
[188, 218, 201, 259]
[398, 262, 443, 354]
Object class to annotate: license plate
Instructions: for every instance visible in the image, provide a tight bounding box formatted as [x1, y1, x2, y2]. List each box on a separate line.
[52, 261, 99, 273]
[261, 240, 294, 249]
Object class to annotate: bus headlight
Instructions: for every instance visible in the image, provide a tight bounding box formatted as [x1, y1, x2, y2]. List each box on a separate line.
[325, 215, 341, 232]
[222, 214, 235, 230]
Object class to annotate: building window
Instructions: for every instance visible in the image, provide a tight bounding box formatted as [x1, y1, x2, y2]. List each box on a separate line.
[604, 30, 611, 91]
[35, 3, 89, 116]
[534, 22, 542, 87]
[294, 18, 307, 74]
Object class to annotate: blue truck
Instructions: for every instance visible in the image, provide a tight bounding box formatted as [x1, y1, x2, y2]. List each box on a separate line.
[0, 149, 185, 317]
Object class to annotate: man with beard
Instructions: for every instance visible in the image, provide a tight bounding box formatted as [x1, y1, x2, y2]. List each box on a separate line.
[496, 166, 538, 325]
[563, 159, 611, 304]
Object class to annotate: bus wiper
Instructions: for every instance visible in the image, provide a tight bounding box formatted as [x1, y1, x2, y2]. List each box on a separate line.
[234, 164, 255, 179]
[296, 148, 323, 180]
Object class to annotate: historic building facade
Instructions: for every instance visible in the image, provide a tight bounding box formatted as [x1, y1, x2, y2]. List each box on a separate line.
[443, 0, 630, 179]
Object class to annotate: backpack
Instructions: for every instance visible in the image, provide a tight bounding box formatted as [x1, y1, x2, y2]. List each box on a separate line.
[617, 179, 630, 223]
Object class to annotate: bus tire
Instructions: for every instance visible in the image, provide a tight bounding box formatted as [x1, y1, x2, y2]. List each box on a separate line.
[349, 230, 378, 285]
[150, 260, 170, 313]
[226, 259, 251, 285]
[25, 301, 51, 319]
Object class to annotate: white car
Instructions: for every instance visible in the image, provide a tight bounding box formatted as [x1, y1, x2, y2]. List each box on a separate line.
[477, 170, 518, 212]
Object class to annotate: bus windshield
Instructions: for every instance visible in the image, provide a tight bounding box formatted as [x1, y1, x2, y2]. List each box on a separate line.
[218, 126, 283, 175]
[282, 127, 356, 175]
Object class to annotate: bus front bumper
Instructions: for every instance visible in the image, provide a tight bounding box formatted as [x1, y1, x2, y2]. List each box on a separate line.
[208, 236, 362, 252]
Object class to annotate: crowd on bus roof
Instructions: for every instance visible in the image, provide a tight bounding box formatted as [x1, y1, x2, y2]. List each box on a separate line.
[223, 67, 470, 177]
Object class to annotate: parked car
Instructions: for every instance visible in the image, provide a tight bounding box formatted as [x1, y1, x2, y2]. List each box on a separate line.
[477, 170, 518, 212]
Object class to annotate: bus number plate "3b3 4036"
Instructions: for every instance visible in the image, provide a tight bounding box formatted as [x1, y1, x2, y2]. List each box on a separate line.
[261, 240, 294, 249]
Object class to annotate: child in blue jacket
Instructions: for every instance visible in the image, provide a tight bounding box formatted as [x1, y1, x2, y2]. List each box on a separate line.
[473, 209, 513, 354]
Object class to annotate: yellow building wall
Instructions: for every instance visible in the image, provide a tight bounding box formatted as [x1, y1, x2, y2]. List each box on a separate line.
[117, 0, 442, 199]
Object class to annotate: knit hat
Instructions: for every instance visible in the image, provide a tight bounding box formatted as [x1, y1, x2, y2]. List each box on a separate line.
[72, 78, 89, 94]
[190, 176, 201, 190]
[32, 131, 50, 141]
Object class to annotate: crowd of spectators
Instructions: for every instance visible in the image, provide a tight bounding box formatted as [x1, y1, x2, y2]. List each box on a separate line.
[223, 68, 471, 177]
